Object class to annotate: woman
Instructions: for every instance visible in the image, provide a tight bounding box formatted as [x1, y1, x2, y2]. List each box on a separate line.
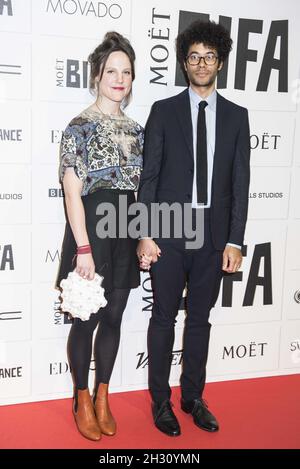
[56, 32, 143, 441]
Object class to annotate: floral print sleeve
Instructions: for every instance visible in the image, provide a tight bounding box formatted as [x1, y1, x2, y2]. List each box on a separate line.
[59, 110, 143, 195]
[59, 119, 88, 184]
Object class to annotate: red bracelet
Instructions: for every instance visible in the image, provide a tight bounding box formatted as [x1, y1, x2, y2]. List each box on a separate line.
[77, 244, 92, 255]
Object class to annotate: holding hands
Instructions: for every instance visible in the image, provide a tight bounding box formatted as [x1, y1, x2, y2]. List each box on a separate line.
[137, 239, 161, 270]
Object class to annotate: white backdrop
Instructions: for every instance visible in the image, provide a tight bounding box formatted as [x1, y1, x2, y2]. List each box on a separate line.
[1, 0, 300, 405]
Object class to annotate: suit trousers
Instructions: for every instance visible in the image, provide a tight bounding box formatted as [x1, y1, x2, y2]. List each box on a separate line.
[148, 209, 224, 403]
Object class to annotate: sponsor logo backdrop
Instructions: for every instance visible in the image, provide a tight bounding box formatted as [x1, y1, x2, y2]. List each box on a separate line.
[0, 0, 299, 404]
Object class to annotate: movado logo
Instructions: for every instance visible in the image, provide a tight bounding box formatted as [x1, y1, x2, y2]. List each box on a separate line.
[46, 0, 122, 19]
[55, 59, 89, 89]
[0, 0, 13, 16]
[174, 10, 288, 92]
[45, 250, 60, 263]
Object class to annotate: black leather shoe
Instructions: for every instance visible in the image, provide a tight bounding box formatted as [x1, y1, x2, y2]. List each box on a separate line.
[181, 398, 219, 432]
[152, 400, 181, 436]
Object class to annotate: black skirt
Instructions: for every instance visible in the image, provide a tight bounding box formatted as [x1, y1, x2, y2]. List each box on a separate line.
[55, 189, 140, 293]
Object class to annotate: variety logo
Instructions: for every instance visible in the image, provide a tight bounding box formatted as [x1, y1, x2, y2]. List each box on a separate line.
[136, 349, 183, 369]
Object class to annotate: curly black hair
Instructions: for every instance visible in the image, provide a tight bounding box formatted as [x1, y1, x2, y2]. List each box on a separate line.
[88, 31, 135, 107]
[176, 20, 232, 73]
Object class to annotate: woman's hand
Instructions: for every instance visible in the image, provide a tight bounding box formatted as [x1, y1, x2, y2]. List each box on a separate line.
[76, 253, 95, 280]
[139, 253, 153, 271]
[137, 239, 161, 270]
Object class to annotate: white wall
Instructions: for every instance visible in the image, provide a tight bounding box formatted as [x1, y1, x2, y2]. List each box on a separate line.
[0, 0, 300, 405]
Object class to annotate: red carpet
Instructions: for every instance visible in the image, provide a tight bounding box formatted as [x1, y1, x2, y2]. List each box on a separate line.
[0, 375, 299, 449]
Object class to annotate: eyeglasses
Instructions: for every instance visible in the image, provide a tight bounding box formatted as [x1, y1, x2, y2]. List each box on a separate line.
[186, 53, 218, 66]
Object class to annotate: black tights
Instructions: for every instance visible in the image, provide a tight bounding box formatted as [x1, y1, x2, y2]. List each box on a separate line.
[67, 288, 130, 392]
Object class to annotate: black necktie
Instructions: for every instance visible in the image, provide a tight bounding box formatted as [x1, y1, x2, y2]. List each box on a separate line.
[196, 100, 208, 204]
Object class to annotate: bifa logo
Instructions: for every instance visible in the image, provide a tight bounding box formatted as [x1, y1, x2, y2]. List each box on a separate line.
[0, 0, 13, 16]
[221, 242, 273, 307]
[0, 244, 14, 271]
[142, 242, 274, 312]
[55, 58, 89, 89]
[175, 10, 288, 92]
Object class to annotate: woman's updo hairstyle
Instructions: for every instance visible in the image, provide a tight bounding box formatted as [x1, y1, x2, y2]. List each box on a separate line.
[88, 31, 135, 108]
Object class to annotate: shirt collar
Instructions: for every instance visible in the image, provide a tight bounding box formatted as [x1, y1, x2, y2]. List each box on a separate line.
[188, 86, 217, 112]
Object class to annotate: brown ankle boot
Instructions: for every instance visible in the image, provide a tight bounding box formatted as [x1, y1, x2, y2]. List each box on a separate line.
[94, 383, 116, 436]
[73, 389, 101, 441]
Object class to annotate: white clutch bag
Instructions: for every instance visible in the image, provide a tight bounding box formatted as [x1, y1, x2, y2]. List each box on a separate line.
[60, 271, 107, 321]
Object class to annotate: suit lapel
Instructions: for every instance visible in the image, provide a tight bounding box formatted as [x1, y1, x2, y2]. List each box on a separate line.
[215, 92, 226, 157]
[174, 89, 194, 160]
[212, 92, 227, 193]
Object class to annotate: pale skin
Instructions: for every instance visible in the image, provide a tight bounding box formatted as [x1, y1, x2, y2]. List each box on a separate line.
[137, 42, 242, 273]
[62, 50, 146, 280]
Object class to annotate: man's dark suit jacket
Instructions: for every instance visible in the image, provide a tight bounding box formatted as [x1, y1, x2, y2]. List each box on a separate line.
[138, 88, 251, 250]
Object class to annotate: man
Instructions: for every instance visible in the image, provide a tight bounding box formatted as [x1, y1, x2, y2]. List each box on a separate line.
[137, 20, 250, 436]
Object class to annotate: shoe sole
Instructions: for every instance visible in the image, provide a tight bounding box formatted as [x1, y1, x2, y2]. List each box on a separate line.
[155, 425, 181, 437]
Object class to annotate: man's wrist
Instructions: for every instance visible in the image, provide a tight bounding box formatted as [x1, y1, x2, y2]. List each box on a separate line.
[226, 242, 241, 250]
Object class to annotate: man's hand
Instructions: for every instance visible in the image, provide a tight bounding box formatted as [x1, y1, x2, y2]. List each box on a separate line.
[137, 239, 161, 270]
[222, 245, 242, 273]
